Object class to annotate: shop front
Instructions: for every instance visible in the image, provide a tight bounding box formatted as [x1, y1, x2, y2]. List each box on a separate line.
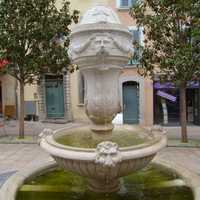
[154, 82, 200, 126]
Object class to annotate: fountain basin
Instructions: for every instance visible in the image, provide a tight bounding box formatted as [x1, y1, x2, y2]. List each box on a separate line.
[39, 125, 167, 193]
[16, 163, 194, 200]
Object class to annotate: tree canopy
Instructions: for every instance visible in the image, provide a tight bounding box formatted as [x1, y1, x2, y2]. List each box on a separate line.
[0, 0, 79, 138]
[0, 0, 79, 84]
[130, 0, 200, 85]
[130, 0, 200, 142]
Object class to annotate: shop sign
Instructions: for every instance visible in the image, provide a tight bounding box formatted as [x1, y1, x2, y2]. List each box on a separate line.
[157, 90, 177, 102]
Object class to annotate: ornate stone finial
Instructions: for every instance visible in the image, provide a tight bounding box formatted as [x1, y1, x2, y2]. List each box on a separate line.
[38, 128, 53, 144]
[95, 141, 122, 167]
[80, 5, 120, 24]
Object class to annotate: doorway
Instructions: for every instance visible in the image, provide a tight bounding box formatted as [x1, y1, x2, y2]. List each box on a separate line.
[45, 75, 64, 118]
[123, 81, 139, 124]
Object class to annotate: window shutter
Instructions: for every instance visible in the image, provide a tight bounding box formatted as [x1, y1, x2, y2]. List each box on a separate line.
[128, 28, 141, 65]
[132, 29, 140, 43]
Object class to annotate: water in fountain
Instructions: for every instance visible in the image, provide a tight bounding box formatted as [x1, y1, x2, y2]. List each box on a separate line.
[55, 126, 153, 148]
[16, 164, 193, 200]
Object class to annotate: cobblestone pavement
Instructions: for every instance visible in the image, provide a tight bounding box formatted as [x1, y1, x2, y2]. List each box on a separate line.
[0, 144, 200, 189]
[165, 126, 200, 140]
[1, 120, 200, 140]
[0, 120, 83, 136]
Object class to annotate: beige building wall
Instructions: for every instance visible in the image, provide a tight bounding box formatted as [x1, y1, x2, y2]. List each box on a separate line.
[0, 75, 17, 117]
[24, 84, 38, 101]
[24, 83, 39, 116]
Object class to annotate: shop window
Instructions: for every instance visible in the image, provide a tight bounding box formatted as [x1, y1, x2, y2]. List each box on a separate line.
[128, 26, 144, 65]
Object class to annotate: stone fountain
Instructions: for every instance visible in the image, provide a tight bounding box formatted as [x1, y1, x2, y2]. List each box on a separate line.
[39, 5, 167, 193]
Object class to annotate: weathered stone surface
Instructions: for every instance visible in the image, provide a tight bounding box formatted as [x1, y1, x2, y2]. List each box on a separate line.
[69, 5, 133, 132]
[40, 5, 166, 193]
[40, 125, 167, 192]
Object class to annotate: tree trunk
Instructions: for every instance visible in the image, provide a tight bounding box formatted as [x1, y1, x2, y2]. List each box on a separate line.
[19, 81, 25, 139]
[179, 84, 188, 143]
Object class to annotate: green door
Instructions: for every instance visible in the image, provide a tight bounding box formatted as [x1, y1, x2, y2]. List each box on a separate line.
[123, 81, 139, 124]
[45, 76, 64, 118]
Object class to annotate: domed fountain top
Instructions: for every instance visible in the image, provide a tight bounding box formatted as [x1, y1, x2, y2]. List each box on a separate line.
[80, 5, 121, 25]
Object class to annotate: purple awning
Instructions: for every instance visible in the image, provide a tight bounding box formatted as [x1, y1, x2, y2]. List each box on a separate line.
[154, 81, 200, 89]
[154, 82, 175, 89]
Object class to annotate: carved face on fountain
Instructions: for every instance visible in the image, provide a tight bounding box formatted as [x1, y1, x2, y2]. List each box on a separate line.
[93, 34, 112, 56]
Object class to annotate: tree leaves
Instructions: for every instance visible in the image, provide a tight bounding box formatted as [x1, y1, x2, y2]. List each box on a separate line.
[0, 0, 79, 84]
[130, 0, 200, 86]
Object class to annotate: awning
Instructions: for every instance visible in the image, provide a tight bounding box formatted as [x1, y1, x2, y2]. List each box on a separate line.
[154, 81, 200, 89]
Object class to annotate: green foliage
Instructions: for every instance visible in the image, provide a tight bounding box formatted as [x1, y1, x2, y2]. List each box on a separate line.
[130, 0, 200, 85]
[0, 0, 79, 84]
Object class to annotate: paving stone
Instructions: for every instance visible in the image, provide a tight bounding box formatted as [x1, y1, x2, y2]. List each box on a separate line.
[0, 171, 17, 188]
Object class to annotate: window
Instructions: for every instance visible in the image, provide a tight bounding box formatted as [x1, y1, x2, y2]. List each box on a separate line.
[116, 0, 139, 9]
[128, 26, 144, 65]
[120, 0, 129, 7]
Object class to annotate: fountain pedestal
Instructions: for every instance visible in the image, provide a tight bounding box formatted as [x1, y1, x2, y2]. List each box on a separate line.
[83, 68, 121, 132]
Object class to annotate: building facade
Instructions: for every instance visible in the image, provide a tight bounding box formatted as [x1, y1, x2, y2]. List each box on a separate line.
[67, 0, 200, 127]
[3, 0, 197, 126]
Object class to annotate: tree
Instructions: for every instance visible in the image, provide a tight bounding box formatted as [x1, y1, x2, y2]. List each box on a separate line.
[0, 0, 79, 138]
[130, 0, 200, 142]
